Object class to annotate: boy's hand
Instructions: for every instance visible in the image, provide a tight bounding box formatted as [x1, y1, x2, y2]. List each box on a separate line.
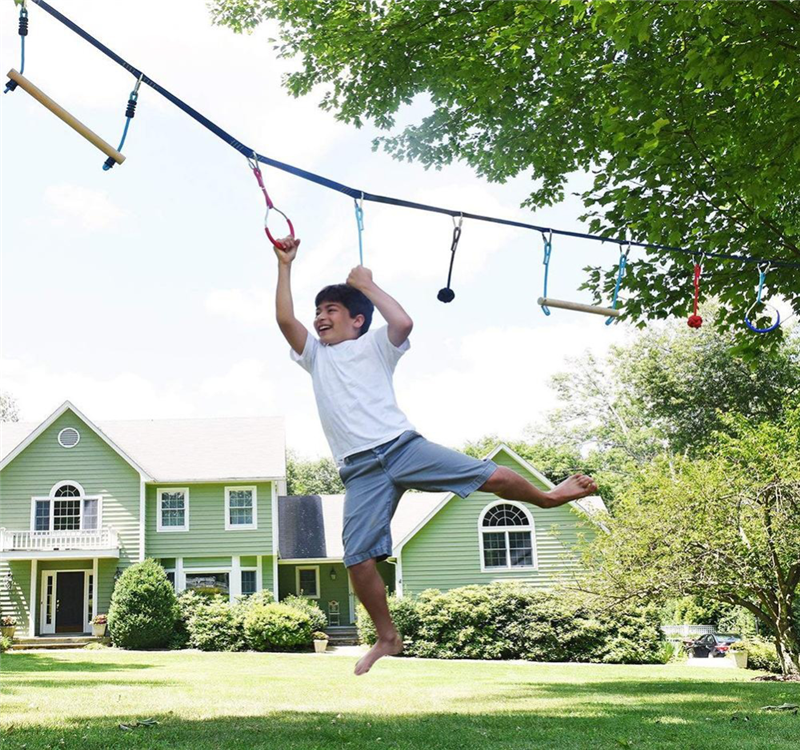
[347, 265, 375, 292]
[274, 237, 300, 265]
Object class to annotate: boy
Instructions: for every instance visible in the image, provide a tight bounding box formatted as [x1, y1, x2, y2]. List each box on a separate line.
[273, 236, 597, 675]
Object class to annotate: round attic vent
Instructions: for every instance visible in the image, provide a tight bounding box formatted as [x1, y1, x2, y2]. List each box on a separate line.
[58, 427, 81, 448]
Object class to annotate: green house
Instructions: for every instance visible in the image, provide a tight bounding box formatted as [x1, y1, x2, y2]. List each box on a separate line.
[0, 402, 604, 637]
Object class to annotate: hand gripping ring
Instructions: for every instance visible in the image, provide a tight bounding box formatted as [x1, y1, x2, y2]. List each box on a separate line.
[249, 158, 295, 250]
[744, 301, 781, 333]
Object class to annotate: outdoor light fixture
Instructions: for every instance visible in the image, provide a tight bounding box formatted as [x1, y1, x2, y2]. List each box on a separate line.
[329, 568, 337, 581]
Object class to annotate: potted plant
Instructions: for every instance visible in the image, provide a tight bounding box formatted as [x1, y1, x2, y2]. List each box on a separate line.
[727, 642, 748, 669]
[92, 614, 108, 637]
[313, 631, 329, 653]
[1, 615, 17, 639]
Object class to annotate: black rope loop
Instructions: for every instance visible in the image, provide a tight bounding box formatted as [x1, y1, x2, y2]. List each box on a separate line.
[438, 214, 463, 303]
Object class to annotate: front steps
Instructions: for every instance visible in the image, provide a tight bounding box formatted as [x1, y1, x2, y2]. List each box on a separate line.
[325, 626, 360, 646]
[8, 635, 106, 651]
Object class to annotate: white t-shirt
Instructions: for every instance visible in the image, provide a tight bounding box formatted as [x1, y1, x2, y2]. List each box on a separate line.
[291, 326, 415, 464]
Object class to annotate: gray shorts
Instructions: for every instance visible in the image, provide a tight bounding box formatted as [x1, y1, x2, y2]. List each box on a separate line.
[339, 430, 498, 567]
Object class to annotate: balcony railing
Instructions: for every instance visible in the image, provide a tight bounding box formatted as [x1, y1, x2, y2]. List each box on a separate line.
[0, 526, 119, 552]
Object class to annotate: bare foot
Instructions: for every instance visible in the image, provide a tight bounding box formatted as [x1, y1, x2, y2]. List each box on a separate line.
[546, 473, 597, 506]
[354, 634, 403, 676]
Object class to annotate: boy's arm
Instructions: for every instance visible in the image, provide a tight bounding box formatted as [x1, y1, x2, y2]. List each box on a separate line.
[274, 237, 309, 355]
[347, 266, 413, 347]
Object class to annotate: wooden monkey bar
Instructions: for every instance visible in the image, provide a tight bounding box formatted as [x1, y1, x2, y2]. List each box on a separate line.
[537, 297, 621, 318]
[6, 68, 125, 165]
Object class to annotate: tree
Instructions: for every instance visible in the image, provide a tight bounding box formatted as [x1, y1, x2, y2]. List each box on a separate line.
[465, 311, 799, 507]
[0, 392, 20, 422]
[210, 1, 800, 340]
[584, 405, 800, 676]
[286, 450, 344, 495]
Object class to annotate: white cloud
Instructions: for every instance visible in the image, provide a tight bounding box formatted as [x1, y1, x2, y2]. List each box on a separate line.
[205, 288, 271, 326]
[43, 184, 129, 232]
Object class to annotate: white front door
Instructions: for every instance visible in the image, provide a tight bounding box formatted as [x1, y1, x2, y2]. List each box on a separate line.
[40, 571, 56, 634]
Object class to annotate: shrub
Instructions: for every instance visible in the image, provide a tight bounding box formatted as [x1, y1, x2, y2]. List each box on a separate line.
[0, 636, 12, 652]
[281, 594, 328, 633]
[740, 638, 782, 673]
[187, 596, 245, 652]
[244, 603, 313, 651]
[358, 583, 665, 664]
[357, 593, 421, 646]
[108, 559, 178, 649]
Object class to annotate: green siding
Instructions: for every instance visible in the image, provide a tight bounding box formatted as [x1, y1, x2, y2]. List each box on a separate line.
[279, 562, 354, 624]
[145, 483, 274, 558]
[261, 555, 275, 598]
[0, 560, 32, 631]
[400, 451, 596, 597]
[241, 556, 257, 568]
[0, 410, 142, 566]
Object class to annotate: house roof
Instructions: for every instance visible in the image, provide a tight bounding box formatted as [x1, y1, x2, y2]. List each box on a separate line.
[0, 402, 286, 482]
[278, 492, 447, 560]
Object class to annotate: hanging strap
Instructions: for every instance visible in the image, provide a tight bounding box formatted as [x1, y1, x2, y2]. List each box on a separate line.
[248, 153, 295, 249]
[437, 214, 463, 303]
[103, 74, 143, 170]
[605, 243, 630, 326]
[744, 263, 781, 333]
[687, 262, 703, 328]
[354, 194, 365, 265]
[540, 230, 553, 316]
[4, 2, 29, 94]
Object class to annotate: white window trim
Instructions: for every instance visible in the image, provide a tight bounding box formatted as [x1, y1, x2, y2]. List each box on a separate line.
[478, 500, 538, 573]
[30, 481, 104, 532]
[296, 565, 321, 599]
[240, 567, 259, 596]
[224, 486, 258, 531]
[57, 427, 81, 448]
[156, 488, 190, 532]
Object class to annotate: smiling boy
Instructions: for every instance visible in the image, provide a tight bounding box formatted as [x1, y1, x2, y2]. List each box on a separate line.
[273, 236, 598, 675]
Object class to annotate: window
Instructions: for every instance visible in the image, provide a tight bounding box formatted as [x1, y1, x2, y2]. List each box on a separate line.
[225, 487, 257, 530]
[296, 567, 319, 598]
[57, 427, 81, 448]
[241, 570, 257, 597]
[185, 572, 229, 596]
[31, 483, 103, 533]
[163, 570, 176, 589]
[157, 489, 189, 532]
[479, 502, 535, 570]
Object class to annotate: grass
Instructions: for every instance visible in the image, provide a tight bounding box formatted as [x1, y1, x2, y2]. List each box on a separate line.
[1, 648, 799, 749]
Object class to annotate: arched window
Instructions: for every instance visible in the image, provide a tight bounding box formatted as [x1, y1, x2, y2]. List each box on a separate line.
[33, 482, 100, 532]
[479, 501, 535, 570]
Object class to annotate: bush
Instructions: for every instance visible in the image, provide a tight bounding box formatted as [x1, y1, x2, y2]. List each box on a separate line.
[244, 603, 313, 651]
[108, 559, 178, 649]
[741, 638, 782, 673]
[357, 593, 420, 646]
[358, 583, 665, 664]
[281, 594, 328, 633]
[187, 596, 244, 652]
[0, 636, 11, 653]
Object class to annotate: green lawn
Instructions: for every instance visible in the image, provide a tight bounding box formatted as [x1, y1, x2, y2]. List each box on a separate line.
[1, 649, 798, 749]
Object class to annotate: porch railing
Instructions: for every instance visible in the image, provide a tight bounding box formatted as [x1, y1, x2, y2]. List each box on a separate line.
[0, 526, 119, 552]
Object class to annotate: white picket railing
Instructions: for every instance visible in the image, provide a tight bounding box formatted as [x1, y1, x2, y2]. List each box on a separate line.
[0, 527, 119, 552]
[661, 624, 716, 638]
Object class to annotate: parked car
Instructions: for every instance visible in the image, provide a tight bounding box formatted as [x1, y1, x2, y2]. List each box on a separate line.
[684, 633, 742, 658]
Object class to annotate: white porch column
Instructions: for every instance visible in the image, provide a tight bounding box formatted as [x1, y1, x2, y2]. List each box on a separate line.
[230, 556, 241, 601]
[92, 558, 99, 621]
[29, 559, 38, 637]
[256, 555, 263, 593]
[176, 557, 185, 592]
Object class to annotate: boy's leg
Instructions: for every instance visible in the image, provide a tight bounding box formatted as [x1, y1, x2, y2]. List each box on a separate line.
[348, 558, 403, 675]
[479, 466, 596, 507]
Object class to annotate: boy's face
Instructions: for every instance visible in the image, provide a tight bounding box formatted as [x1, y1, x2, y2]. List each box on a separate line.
[314, 301, 364, 345]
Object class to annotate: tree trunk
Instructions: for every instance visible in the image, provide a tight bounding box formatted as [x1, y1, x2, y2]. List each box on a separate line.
[774, 615, 800, 677]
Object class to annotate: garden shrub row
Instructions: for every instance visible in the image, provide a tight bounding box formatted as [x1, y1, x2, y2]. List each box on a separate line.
[107, 560, 326, 651]
[357, 583, 668, 664]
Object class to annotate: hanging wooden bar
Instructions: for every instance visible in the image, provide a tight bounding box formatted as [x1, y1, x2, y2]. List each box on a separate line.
[537, 297, 621, 317]
[6, 68, 125, 165]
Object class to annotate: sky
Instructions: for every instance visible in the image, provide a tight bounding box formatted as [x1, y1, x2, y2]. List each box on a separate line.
[0, 0, 636, 459]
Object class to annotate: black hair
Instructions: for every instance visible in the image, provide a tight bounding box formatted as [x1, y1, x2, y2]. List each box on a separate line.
[315, 284, 374, 336]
